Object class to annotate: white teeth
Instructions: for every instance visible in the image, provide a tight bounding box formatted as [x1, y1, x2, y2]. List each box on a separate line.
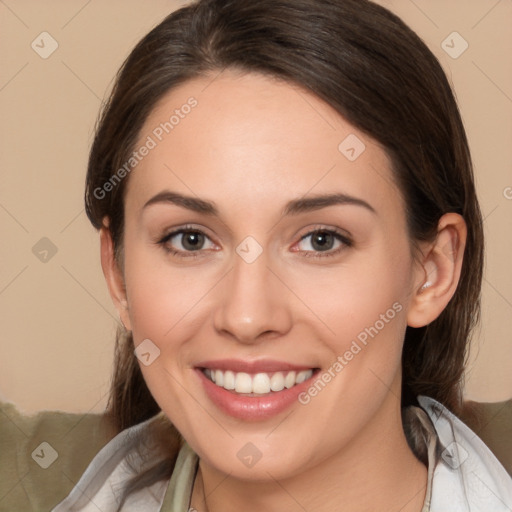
[295, 370, 310, 384]
[252, 373, 271, 394]
[235, 372, 253, 393]
[223, 370, 235, 390]
[284, 371, 296, 389]
[203, 368, 314, 394]
[270, 373, 285, 392]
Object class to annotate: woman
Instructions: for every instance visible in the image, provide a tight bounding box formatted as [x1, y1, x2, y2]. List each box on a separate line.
[52, 0, 512, 510]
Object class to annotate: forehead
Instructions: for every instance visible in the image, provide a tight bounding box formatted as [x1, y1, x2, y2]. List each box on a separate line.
[125, 70, 402, 219]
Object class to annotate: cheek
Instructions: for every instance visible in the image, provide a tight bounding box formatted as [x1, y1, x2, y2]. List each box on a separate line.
[284, 244, 413, 428]
[286, 244, 412, 352]
[122, 242, 214, 344]
[121, 243, 216, 430]
[286, 262, 410, 451]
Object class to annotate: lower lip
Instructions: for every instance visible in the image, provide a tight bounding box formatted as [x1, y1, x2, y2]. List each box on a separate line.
[195, 369, 317, 421]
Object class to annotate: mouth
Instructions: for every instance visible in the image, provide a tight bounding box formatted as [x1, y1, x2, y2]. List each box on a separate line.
[194, 359, 321, 420]
[200, 368, 316, 395]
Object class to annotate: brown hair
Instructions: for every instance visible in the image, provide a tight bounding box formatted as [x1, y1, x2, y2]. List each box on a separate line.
[85, 0, 483, 504]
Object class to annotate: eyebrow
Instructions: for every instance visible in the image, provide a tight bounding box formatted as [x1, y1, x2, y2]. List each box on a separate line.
[143, 191, 376, 216]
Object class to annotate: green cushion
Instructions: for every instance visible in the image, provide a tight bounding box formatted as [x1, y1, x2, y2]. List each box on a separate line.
[0, 401, 115, 512]
[459, 399, 512, 476]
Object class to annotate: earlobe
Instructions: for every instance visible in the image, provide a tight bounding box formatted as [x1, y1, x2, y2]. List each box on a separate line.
[407, 213, 467, 328]
[99, 220, 132, 331]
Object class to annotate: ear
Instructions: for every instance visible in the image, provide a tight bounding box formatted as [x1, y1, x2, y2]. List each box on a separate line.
[100, 219, 132, 331]
[407, 213, 467, 328]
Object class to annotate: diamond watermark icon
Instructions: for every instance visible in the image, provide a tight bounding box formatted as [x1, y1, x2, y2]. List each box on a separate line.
[441, 32, 468, 59]
[134, 338, 161, 366]
[236, 236, 263, 264]
[32, 237, 58, 263]
[31, 32, 59, 59]
[237, 442, 262, 468]
[338, 134, 366, 161]
[441, 441, 469, 469]
[31, 442, 58, 469]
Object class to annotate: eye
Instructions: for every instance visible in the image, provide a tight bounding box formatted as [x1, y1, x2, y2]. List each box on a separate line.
[158, 225, 216, 258]
[294, 228, 352, 258]
[157, 225, 351, 259]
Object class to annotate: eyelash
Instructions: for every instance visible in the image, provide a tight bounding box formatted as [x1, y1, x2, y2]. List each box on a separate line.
[157, 224, 352, 260]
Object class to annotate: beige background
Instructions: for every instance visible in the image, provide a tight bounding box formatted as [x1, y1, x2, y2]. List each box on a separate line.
[0, 0, 511, 415]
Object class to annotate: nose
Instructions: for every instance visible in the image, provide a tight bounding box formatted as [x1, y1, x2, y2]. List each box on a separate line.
[213, 248, 293, 345]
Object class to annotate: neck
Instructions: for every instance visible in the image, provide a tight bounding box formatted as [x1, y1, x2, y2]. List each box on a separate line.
[191, 391, 428, 512]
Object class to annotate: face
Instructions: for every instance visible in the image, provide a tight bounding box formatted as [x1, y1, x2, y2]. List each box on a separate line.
[112, 71, 424, 479]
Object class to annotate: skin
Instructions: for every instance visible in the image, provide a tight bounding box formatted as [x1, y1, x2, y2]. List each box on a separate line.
[101, 70, 467, 512]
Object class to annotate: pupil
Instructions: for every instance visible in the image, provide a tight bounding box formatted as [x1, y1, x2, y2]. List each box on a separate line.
[312, 231, 333, 251]
[183, 231, 203, 250]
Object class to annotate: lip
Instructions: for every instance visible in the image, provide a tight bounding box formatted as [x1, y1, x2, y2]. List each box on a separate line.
[194, 360, 319, 421]
[195, 358, 314, 374]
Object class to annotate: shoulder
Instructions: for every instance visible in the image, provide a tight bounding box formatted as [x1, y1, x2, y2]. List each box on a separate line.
[418, 396, 512, 512]
[0, 400, 116, 512]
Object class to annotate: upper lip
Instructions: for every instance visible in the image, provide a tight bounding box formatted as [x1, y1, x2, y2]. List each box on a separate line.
[195, 359, 316, 373]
